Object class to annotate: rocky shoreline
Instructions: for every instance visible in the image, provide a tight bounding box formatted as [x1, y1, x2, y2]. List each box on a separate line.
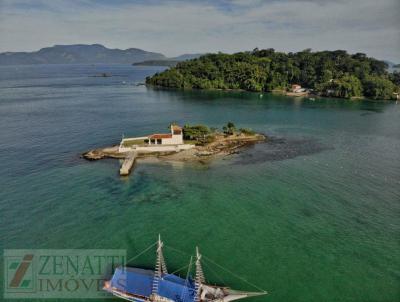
[162, 133, 266, 162]
[82, 133, 266, 163]
[83, 145, 124, 160]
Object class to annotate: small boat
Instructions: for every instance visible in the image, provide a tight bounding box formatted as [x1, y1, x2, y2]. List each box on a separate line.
[104, 236, 267, 302]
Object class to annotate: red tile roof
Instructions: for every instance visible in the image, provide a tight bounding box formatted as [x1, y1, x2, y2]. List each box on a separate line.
[149, 134, 172, 139]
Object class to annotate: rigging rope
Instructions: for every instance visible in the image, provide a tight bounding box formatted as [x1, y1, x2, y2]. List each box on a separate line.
[165, 244, 266, 293]
[126, 243, 191, 276]
[202, 255, 267, 293]
[180, 256, 193, 302]
[201, 259, 225, 285]
[164, 244, 191, 256]
[170, 263, 190, 275]
[126, 241, 157, 264]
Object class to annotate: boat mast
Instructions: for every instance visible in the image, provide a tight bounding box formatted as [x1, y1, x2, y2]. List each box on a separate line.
[152, 235, 168, 295]
[195, 247, 205, 302]
[180, 256, 193, 302]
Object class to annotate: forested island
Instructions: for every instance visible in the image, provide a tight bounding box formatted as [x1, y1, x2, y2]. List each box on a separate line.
[146, 49, 400, 100]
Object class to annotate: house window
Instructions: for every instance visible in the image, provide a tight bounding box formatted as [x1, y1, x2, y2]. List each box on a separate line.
[150, 139, 155, 144]
[157, 139, 162, 144]
[144, 139, 149, 144]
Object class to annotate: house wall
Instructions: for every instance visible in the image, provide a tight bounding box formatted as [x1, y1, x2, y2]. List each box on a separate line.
[121, 136, 148, 142]
[118, 126, 184, 152]
[119, 136, 149, 152]
[119, 144, 194, 153]
[162, 134, 183, 145]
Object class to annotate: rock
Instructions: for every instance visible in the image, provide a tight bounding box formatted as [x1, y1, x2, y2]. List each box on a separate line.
[82, 150, 105, 160]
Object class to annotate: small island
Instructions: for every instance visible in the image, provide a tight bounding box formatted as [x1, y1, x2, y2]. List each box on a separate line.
[146, 49, 400, 101]
[83, 123, 265, 176]
[132, 60, 180, 67]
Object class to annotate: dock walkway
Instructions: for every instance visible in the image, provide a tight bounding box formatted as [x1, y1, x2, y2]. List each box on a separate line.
[119, 151, 137, 176]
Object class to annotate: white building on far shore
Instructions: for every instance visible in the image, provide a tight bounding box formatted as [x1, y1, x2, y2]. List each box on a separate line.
[291, 84, 306, 93]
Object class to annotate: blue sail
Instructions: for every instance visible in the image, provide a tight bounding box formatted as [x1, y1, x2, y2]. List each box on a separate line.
[109, 267, 196, 302]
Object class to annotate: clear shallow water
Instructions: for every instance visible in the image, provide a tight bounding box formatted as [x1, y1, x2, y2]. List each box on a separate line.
[0, 64, 399, 302]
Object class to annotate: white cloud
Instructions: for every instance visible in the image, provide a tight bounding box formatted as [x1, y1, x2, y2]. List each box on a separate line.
[0, 0, 399, 61]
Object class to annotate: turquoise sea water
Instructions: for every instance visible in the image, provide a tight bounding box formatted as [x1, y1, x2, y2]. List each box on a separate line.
[0, 64, 399, 302]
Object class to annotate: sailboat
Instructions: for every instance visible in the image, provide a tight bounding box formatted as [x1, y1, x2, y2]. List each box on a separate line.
[104, 236, 267, 302]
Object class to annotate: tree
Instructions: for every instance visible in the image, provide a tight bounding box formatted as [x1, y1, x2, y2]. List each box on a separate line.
[317, 75, 362, 98]
[389, 71, 400, 86]
[223, 122, 236, 135]
[362, 76, 396, 100]
[183, 124, 210, 140]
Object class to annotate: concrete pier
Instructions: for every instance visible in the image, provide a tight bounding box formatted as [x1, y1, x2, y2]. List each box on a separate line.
[119, 152, 137, 176]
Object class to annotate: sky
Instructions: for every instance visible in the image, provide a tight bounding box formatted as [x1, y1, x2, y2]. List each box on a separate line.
[0, 0, 399, 62]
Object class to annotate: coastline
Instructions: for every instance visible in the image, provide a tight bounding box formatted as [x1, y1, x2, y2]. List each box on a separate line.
[146, 84, 396, 102]
[83, 133, 266, 163]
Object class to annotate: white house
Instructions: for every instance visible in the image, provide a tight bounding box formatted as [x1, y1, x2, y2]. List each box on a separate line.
[119, 124, 193, 153]
[291, 84, 306, 93]
[146, 125, 183, 145]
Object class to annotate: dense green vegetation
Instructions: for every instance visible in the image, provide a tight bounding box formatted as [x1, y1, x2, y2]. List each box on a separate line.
[183, 122, 256, 144]
[222, 122, 236, 135]
[146, 49, 400, 100]
[183, 124, 211, 140]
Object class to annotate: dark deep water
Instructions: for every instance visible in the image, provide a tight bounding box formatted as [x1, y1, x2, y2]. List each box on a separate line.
[0, 64, 399, 302]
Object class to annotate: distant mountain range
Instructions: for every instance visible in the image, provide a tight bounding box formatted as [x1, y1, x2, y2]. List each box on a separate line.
[0, 44, 202, 65]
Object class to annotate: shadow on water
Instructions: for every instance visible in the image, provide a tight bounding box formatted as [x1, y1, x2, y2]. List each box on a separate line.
[359, 106, 384, 115]
[232, 136, 333, 165]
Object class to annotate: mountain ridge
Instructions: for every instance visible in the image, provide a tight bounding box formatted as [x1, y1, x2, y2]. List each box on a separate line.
[0, 44, 167, 65]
